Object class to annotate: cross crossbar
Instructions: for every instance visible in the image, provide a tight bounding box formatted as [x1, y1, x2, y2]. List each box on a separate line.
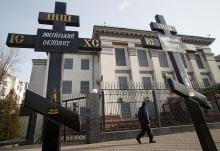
[6, 33, 101, 52]
[38, 12, 80, 27]
[150, 15, 177, 35]
[25, 90, 80, 131]
[167, 78, 211, 109]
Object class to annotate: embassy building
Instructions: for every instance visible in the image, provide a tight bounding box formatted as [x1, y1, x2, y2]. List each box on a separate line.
[29, 24, 220, 140]
[36, 27, 219, 91]
[30, 25, 220, 112]
[92, 25, 220, 86]
[31, 25, 220, 93]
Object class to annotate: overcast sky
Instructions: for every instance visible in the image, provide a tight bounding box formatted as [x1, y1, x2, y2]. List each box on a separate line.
[0, 0, 220, 82]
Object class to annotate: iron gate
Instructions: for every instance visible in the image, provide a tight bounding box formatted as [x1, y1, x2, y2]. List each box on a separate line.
[61, 92, 87, 144]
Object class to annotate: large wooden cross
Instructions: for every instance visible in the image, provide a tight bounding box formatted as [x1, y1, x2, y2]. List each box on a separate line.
[141, 15, 217, 151]
[6, 2, 101, 151]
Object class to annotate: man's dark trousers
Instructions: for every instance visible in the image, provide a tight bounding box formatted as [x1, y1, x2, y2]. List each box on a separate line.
[137, 123, 153, 141]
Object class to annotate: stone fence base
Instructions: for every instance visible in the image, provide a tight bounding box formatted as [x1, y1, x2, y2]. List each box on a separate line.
[100, 122, 220, 142]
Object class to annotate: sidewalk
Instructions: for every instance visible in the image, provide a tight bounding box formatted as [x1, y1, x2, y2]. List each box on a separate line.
[1, 129, 220, 151]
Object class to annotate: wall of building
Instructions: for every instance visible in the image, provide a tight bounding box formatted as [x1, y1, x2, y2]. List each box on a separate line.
[215, 55, 220, 72]
[100, 36, 220, 84]
[63, 53, 99, 92]
[28, 59, 47, 142]
[29, 26, 220, 133]
[94, 26, 220, 117]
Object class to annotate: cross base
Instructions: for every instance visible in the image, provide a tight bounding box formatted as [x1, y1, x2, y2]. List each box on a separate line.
[185, 99, 217, 151]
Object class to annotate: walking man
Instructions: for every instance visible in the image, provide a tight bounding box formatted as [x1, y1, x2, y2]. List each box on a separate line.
[136, 102, 156, 144]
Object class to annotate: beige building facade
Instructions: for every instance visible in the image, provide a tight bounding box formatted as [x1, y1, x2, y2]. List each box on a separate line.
[92, 26, 220, 87]
[30, 26, 220, 98]
[29, 26, 220, 139]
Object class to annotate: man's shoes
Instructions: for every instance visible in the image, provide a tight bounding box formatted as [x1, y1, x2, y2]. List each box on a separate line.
[149, 140, 156, 143]
[136, 137, 141, 144]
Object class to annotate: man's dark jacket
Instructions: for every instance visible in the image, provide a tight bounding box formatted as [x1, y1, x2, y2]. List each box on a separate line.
[138, 106, 150, 124]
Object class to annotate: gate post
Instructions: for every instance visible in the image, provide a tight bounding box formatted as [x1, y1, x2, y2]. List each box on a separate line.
[152, 90, 162, 127]
[86, 92, 101, 143]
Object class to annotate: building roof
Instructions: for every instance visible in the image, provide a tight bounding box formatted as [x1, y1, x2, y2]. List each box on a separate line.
[32, 59, 47, 65]
[215, 54, 220, 59]
[92, 25, 215, 46]
[215, 54, 220, 61]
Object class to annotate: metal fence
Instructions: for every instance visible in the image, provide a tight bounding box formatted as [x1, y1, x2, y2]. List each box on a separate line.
[100, 82, 220, 132]
[10, 82, 218, 145]
[0, 116, 29, 146]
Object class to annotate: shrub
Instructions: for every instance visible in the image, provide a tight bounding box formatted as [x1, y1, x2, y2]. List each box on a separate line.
[0, 89, 20, 141]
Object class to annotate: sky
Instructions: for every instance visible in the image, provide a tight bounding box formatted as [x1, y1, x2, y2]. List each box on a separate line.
[0, 0, 220, 82]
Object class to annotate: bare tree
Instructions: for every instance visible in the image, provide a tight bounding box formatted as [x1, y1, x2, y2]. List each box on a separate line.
[0, 42, 20, 86]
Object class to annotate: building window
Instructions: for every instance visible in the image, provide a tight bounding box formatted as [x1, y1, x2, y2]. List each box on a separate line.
[118, 76, 128, 89]
[194, 54, 204, 69]
[142, 77, 152, 89]
[80, 107, 87, 125]
[180, 53, 187, 68]
[202, 78, 210, 87]
[72, 102, 78, 112]
[121, 102, 131, 119]
[80, 81, 90, 94]
[158, 51, 169, 67]
[64, 58, 73, 69]
[81, 59, 89, 70]
[62, 81, 72, 94]
[137, 50, 148, 67]
[115, 48, 127, 66]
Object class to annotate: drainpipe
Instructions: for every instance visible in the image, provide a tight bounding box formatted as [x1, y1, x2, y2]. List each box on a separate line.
[92, 55, 95, 89]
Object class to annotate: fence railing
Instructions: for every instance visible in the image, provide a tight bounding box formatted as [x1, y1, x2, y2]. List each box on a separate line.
[0, 116, 29, 146]
[100, 81, 214, 90]
[100, 82, 169, 90]
[99, 82, 220, 132]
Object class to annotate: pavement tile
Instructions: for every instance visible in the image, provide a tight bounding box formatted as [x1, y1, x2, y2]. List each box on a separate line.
[1, 129, 219, 151]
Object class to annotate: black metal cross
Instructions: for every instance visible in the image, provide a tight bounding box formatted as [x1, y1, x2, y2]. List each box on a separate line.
[6, 2, 101, 151]
[150, 15, 210, 108]
[142, 14, 217, 151]
[41, 2, 67, 151]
